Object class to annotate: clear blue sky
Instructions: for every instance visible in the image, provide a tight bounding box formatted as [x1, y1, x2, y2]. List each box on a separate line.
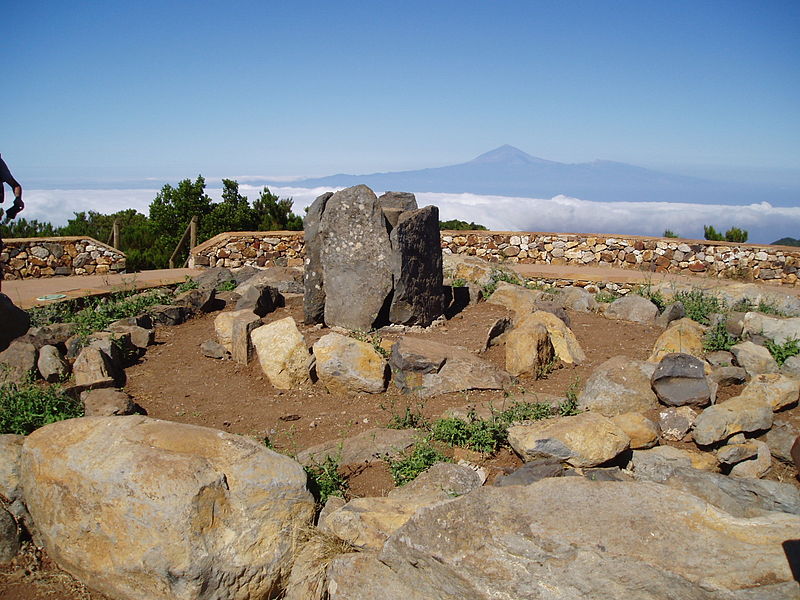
[4, 0, 799, 185]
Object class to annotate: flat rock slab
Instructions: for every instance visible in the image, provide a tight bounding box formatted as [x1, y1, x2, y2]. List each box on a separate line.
[693, 394, 774, 446]
[296, 428, 420, 467]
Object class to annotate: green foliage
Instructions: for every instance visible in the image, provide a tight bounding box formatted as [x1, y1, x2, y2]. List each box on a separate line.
[253, 187, 303, 231]
[634, 283, 666, 312]
[176, 276, 199, 293]
[703, 225, 724, 241]
[0, 381, 83, 435]
[595, 290, 619, 303]
[730, 298, 754, 313]
[663, 229, 679, 238]
[560, 379, 581, 416]
[765, 338, 800, 367]
[349, 330, 390, 359]
[756, 300, 788, 317]
[772, 237, 800, 247]
[704, 224, 749, 243]
[387, 439, 450, 486]
[384, 402, 429, 430]
[494, 400, 555, 425]
[673, 290, 726, 325]
[451, 278, 468, 288]
[439, 219, 488, 231]
[703, 321, 739, 352]
[481, 269, 523, 298]
[216, 279, 237, 292]
[304, 454, 348, 504]
[0, 217, 58, 238]
[431, 411, 508, 453]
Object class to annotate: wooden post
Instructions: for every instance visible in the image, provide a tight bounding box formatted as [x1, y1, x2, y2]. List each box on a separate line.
[189, 215, 198, 250]
[112, 219, 120, 250]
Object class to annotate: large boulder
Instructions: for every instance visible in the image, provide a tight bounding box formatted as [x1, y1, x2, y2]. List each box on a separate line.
[556, 286, 598, 312]
[504, 320, 555, 377]
[376, 478, 800, 599]
[0, 434, 24, 503]
[0, 293, 29, 352]
[604, 295, 658, 323]
[765, 418, 800, 463]
[303, 192, 333, 324]
[388, 206, 444, 326]
[693, 395, 774, 446]
[738, 373, 799, 411]
[486, 282, 550, 317]
[650, 353, 711, 407]
[389, 337, 511, 397]
[312, 333, 388, 394]
[319, 185, 394, 330]
[742, 312, 800, 345]
[507, 412, 630, 468]
[730, 341, 779, 377]
[251, 317, 311, 389]
[72, 345, 117, 390]
[213, 309, 260, 352]
[728, 440, 772, 479]
[648, 318, 706, 362]
[577, 356, 659, 417]
[520, 311, 586, 365]
[21, 416, 314, 600]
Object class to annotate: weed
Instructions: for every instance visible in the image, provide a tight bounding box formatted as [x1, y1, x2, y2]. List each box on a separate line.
[535, 357, 559, 380]
[216, 279, 237, 292]
[451, 278, 468, 288]
[673, 290, 726, 325]
[703, 321, 739, 352]
[558, 377, 582, 416]
[756, 300, 788, 317]
[730, 298, 754, 313]
[384, 401, 428, 430]
[595, 290, 619, 303]
[481, 269, 523, 299]
[0, 381, 83, 435]
[349, 330, 390, 359]
[304, 454, 348, 504]
[386, 439, 450, 486]
[176, 276, 199, 293]
[634, 282, 666, 312]
[765, 338, 800, 367]
[431, 411, 507, 453]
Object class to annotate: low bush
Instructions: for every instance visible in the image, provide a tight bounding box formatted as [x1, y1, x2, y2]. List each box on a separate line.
[386, 439, 450, 486]
[431, 412, 507, 453]
[481, 269, 523, 299]
[765, 338, 800, 367]
[304, 454, 348, 504]
[0, 381, 83, 435]
[673, 290, 726, 325]
[634, 283, 666, 312]
[703, 322, 739, 352]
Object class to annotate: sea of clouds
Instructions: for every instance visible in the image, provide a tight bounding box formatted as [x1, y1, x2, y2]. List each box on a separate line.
[18, 184, 800, 244]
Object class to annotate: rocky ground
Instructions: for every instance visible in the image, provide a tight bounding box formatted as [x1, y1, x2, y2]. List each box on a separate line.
[2, 259, 800, 599]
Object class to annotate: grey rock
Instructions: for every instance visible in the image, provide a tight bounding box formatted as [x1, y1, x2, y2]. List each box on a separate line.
[72, 346, 117, 390]
[231, 315, 261, 365]
[0, 507, 20, 563]
[493, 458, 563, 486]
[81, 388, 136, 417]
[781, 354, 800, 378]
[325, 552, 429, 600]
[86, 331, 133, 369]
[201, 339, 229, 360]
[193, 266, 235, 291]
[483, 316, 513, 350]
[705, 350, 735, 367]
[230, 265, 259, 286]
[651, 353, 711, 407]
[716, 442, 759, 465]
[320, 185, 393, 330]
[693, 395, 774, 446]
[764, 418, 799, 463]
[389, 205, 444, 326]
[235, 267, 303, 296]
[533, 300, 571, 326]
[729, 440, 772, 479]
[235, 284, 283, 317]
[378, 191, 418, 212]
[443, 283, 481, 317]
[303, 192, 333, 324]
[710, 365, 747, 386]
[556, 286, 598, 313]
[378, 478, 800, 599]
[0, 434, 24, 503]
[577, 356, 659, 417]
[296, 428, 419, 467]
[37, 344, 69, 382]
[0, 294, 30, 352]
[658, 406, 697, 441]
[655, 301, 686, 328]
[0, 341, 37, 384]
[110, 314, 154, 330]
[388, 462, 482, 501]
[173, 287, 216, 313]
[604, 295, 659, 323]
[148, 304, 188, 326]
[17, 322, 76, 350]
[731, 341, 779, 377]
[742, 312, 800, 345]
[107, 324, 154, 349]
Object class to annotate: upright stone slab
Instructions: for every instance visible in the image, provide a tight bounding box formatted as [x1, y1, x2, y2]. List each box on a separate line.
[303, 192, 333, 324]
[319, 185, 393, 330]
[389, 206, 444, 326]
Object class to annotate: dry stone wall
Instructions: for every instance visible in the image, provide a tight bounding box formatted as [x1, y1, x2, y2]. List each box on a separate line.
[191, 230, 800, 286]
[1, 237, 126, 280]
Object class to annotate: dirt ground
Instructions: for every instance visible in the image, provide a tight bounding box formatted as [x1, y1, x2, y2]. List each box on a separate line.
[3, 293, 799, 599]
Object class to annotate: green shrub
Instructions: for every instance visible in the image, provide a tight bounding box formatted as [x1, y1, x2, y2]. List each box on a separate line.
[703, 322, 739, 352]
[559, 379, 582, 416]
[634, 283, 666, 312]
[481, 269, 523, 299]
[176, 276, 199, 293]
[663, 229, 679, 238]
[387, 439, 450, 486]
[384, 402, 429, 430]
[673, 290, 726, 325]
[304, 454, 348, 504]
[757, 300, 788, 317]
[216, 280, 237, 292]
[765, 338, 800, 367]
[0, 381, 84, 435]
[451, 278, 468, 288]
[431, 412, 507, 453]
[730, 298, 754, 313]
[349, 330, 390, 359]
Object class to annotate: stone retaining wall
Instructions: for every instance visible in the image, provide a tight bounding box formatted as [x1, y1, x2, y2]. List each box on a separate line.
[1, 237, 126, 280]
[191, 230, 800, 286]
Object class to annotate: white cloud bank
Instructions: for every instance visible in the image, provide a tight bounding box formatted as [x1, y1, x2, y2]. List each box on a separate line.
[18, 186, 800, 244]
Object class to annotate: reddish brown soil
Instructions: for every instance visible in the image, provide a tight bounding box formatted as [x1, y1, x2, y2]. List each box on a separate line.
[4, 294, 799, 599]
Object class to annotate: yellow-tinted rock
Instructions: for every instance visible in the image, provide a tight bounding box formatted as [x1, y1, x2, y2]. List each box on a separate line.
[312, 333, 387, 394]
[251, 317, 311, 389]
[648, 318, 706, 362]
[611, 412, 659, 449]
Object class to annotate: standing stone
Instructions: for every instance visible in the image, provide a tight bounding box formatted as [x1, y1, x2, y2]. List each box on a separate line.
[231, 316, 261, 365]
[251, 317, 311, 389]
[214, 309, 260, 352]
[524, 311, 586, 365]
[319, 185, 393, 330]
[303, 192, 333, 324]
[650, 353, 711, 407]
[648, 318, 706, 362]
[312, 333, 388, 394]
[0, 293, 29, 352]
[504, 321, 555, 377]
[388, 206, 444, 326]
[378, 191, 418, 212]
[37, 344, 69, 382]
[72, 346, 116, 390]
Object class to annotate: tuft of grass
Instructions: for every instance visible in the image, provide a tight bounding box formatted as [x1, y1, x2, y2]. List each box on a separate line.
[673, 290, 726, 325]
[303, 454, 348, 504]
[765, 338, 800, 367]
[386, 439, 450, 486]
[384, 402, 428, 430]
[595, 290, 619, 303]
[703, 321, 739, 352]
[216, 279, 237, 292]
[431, 411, 507, 453]
[0, 381, 84, 435]
[558, 378, 582, 416]
[756, 300, 788, 317]
[176, 276, 199, 293]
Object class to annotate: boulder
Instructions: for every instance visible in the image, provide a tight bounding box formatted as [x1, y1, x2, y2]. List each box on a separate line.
[319, 185, 393, 330]
[728, 440, 772, 479]
[173, 287, 216, 313]
[764, 418, 799, 463]
[193, 266, 235, 291]
[0, 340, 37, 384]
[303, 192, 333, 324]
[781, 354, 800, 378]
[486, 281, 550, 317]
[148, 304, 188, 326]
[730, 341, 779, 377]
[0, 507, 20, 562]
[0, 434, 24, 503]
[81, 388, 136, 417]
[296, 428, 419, 467]
[17, 322, 76, 350]
[742, 312, 800, 345]
[648, 318, 706, 362]
[388, 206, 444, 326]
[504, 321, 555, 377]
[630, 446, 719, 473]
[21, 416, 314, 600]
[693, 395, 774, 446]
[611, 412, 659, 449]
[107, 324, 154, 349]
[235, 267, 304, 297]
[251, 317, 311, 389]
[84, 331, 134, 370]
[577, 356, 659, 417]
[37, 344, 69, 382]
[650, 353, 710, 407]
[231, 314, 261, 365]
[523, 311, 586, 365]
[738, 372, 799, 411]
[604, 295, 658, 323]
[658, 406, 697, 441]
[0, 293, 29, 352]
[377, 478, 800, 599]
[325, 552, 428, 600]
[213, 309, 260, 352]
[234, 284, 283, 317]
[72, 346, 116, 390]
[378, 191, 418, 213]
[507, 412, 630, 468]
[312, 333, 388, 394]
[709, 365, 747, 386]
[716, 441, 759, 466]
[655, 301, 685, 328]
[705, 350, 735, 367]
[389, 337, 511, 397]
[556, 286, 598, 313]
[442, 254, 515, 288]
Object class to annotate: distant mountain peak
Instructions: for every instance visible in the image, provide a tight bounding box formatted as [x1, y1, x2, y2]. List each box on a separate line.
[471, 145, 555, 166]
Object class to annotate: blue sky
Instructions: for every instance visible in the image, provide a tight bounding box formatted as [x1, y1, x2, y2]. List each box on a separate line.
[5, 0, 799, 186]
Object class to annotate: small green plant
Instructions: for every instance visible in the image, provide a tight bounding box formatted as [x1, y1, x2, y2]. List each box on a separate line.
[0, 381, 84, 435]
[558, 378, 582, 416]
[730, 298, 754, 313]
[535, 357, 559, 380]
[756, 300, 788, 317]
[765, 338, 800, 367]
[595, 290, 619, 303]
[673, 290, 726, 325]
[176, 276, 199, 293]
[450, 278, 468, 288]
[431, 411, 507, 453]
[703, 321, 739, 352]
[304, 454, 348, 504]
[494, 400, 555, 425]
[634, 282, 666, 312]
[387, 439, 450, 486]
[481, 269, 523, 299]
[349, 330, 390, 359]
[216, 279, 237, 292]
[384, 402, 429, 430]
